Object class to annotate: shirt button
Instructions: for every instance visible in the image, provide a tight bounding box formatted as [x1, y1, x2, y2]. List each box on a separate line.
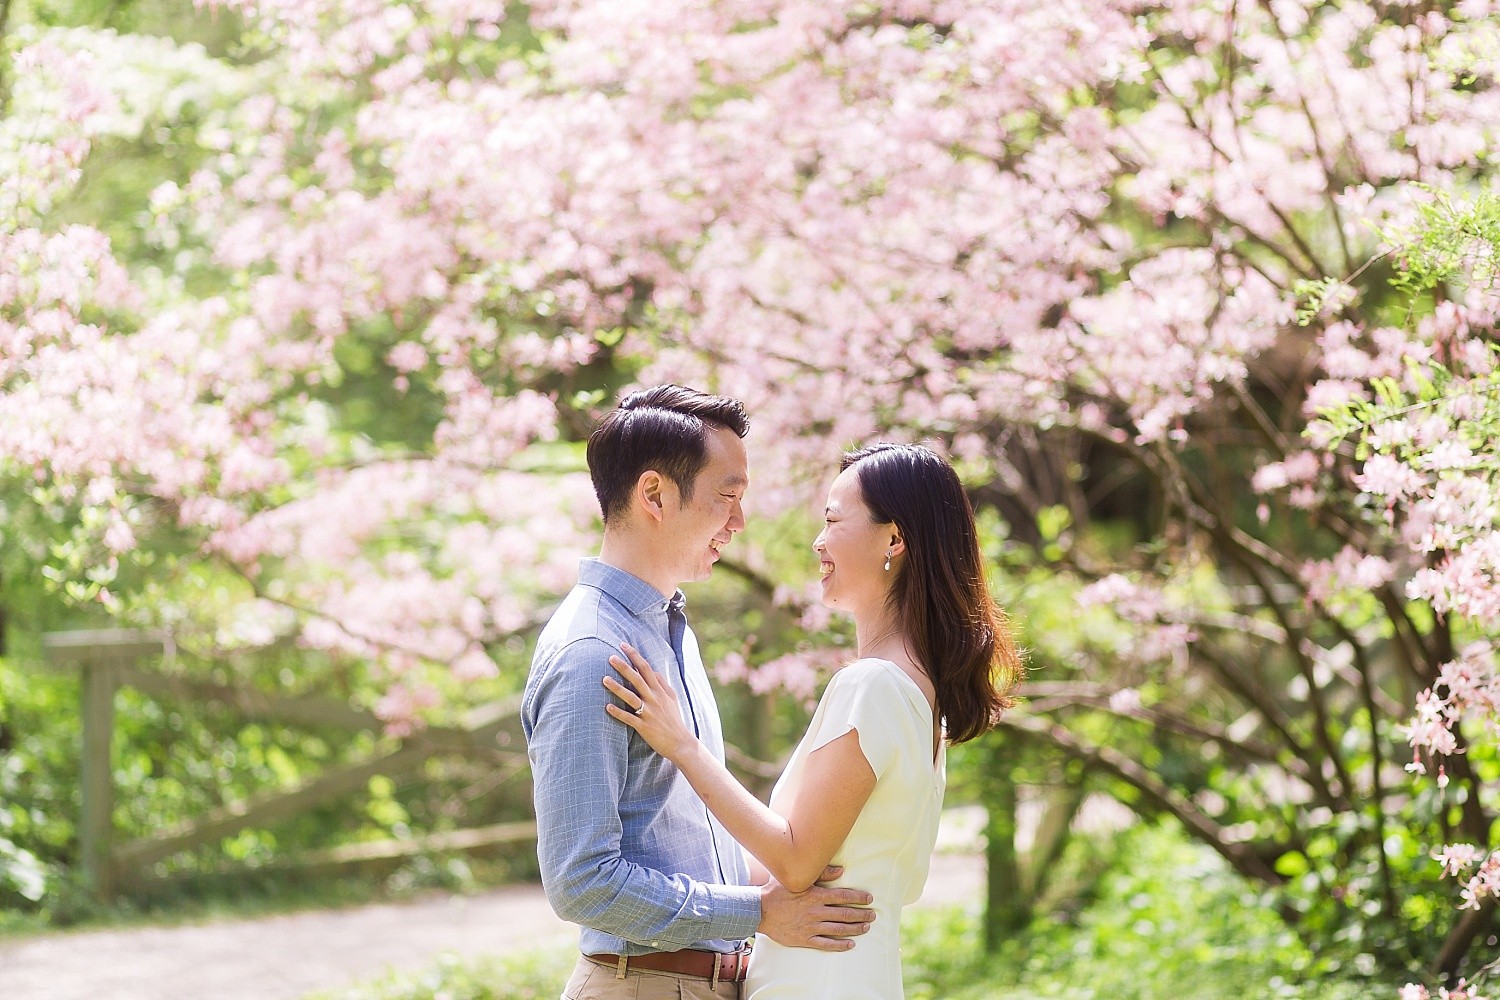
[651, 941, 659, 947]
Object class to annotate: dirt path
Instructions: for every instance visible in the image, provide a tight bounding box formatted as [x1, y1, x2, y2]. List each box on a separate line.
[0, 853, 984, 1000]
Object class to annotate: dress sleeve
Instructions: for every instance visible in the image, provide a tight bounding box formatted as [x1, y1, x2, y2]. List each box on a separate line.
[806, 662, 901, 779]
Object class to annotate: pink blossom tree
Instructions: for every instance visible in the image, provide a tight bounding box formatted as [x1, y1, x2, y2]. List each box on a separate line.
[5, 0, 1500, 981]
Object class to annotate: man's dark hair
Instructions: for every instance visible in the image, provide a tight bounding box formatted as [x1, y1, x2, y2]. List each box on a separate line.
[586, 384, 750, 524]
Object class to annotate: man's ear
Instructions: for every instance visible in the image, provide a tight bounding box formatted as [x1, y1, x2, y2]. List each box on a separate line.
[638, 471, 668, 524]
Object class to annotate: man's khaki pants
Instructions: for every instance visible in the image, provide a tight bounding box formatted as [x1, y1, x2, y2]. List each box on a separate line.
[561, 955, 741, 1000]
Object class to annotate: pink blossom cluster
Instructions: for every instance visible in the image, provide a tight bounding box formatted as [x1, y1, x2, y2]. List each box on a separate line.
[1065, 250, 1289, 443]
[715, 647, 844, 705]
[1299, 546, 1398, 609]
[1340, 330, 1500, 623]
[207, 0, 508, 80]
[0, 41, 113, 221]
[1400, 639, 1500, 1000]
[1401, 982, 1487, 1000]
[1251, 450, 1325, 503]
[1077, 574, 1198, 667]
[209, 462, 597, 729]
[374, 680, 442, 738]
[1405, 642, 1500, 767]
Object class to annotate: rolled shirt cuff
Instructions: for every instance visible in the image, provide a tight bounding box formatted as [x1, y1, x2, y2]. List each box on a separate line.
[704, 882, 761, 945]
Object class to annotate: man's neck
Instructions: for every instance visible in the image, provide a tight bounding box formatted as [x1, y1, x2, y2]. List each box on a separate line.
[597, 533, 678, 600]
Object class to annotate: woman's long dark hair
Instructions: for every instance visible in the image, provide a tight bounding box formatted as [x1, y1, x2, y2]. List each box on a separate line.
[842, 443, 1021, 744]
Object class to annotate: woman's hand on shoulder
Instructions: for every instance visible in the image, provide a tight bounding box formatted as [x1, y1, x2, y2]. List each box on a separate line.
[603, 642, 697, 762]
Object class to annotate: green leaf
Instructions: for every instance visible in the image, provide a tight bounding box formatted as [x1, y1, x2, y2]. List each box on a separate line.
[1037, 505, 1072, 543]
[1274, 851, 1310, 878]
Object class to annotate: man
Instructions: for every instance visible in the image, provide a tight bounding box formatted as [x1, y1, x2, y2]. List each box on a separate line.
[522, 385, 876, 1000]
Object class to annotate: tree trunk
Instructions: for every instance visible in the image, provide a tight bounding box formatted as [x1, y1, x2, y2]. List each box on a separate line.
[1022, 781, 1085, 901]
[982, 735, 1028, 952]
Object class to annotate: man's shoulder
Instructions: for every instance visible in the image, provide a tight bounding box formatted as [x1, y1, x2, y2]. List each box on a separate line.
[529, 585, 639, 684]
[536, 633, 618, 674]
[523, 596, 625, 733]
[536, 585, 632, 652]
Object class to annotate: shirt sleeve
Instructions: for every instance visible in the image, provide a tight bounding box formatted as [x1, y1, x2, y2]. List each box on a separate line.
[806, 662, 901, 779]
[524, 636, 761, 948]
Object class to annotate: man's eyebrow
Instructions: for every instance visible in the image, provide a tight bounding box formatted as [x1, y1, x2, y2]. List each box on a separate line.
[722, 474, 749, 490]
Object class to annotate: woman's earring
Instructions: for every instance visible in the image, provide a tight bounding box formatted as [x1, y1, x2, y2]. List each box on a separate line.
[884, 549, 893, 572]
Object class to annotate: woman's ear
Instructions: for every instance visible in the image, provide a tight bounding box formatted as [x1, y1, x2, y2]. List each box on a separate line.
[889, 532, 906, 557]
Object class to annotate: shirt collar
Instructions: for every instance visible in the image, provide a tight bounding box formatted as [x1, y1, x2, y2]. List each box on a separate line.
[578, 558, 687, 617]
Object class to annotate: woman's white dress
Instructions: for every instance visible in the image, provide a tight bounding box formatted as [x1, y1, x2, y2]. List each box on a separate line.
[745, 657, 947, 999]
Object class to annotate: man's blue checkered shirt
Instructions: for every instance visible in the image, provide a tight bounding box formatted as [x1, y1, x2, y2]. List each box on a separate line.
[522, 559, 759, 956]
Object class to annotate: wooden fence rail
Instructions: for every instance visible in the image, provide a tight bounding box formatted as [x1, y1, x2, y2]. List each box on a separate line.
[42, 628, 534, 902]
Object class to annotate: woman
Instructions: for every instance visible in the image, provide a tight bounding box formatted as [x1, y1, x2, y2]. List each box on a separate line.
[603, 442, 1021, 998]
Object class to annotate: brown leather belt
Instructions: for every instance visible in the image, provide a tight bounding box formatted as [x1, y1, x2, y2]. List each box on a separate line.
[587, 948, 751, 983]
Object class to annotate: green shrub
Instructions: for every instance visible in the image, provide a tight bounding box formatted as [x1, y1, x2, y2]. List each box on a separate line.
[902, 824, 1387, 1000]
[0, 661, 82, 919]
[0, 649, 535, 926]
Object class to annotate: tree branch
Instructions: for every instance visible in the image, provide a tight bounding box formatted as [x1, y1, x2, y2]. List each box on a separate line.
[1432, 899, 1495, 984]
[1160, 446, 1356, 805]
[1022, 682, 1314, 783]
[999, 712, 1286, 886]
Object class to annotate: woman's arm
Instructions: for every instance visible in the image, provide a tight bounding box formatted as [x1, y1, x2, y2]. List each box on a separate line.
[604, 643, 877, 892]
